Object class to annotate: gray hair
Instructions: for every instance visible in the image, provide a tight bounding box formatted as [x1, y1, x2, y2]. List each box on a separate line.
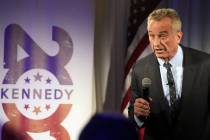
[147, 8, 182, 32]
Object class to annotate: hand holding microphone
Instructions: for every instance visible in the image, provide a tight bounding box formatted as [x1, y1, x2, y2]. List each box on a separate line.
[134, 78, 152, 118]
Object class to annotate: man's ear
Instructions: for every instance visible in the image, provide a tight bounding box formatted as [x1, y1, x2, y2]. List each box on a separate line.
[177, 31, 183, 43]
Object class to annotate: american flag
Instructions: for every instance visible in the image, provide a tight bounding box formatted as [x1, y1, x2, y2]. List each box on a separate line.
[121, 0, 164, 139]
[121, 0, 163, 114]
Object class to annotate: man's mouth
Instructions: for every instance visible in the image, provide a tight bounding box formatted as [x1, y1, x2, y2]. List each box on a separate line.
[155, 48, 163, 51]
[154, 48, 165, 52]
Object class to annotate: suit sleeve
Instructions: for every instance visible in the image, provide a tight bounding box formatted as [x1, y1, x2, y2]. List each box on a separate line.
[128, 65, 142, 128]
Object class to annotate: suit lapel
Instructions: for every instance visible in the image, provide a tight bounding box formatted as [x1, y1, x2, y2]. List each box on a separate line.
[181, 48, 196, 104]
[147, 54, 169, 113]
[176, 47, 197, 122]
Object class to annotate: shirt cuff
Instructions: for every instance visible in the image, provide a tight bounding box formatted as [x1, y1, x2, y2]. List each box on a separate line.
[134, 115, 144, 127]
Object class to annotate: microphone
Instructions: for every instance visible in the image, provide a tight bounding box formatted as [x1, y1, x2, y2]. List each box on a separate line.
[142, 78, 152, 101]
[167, 81, 174, 86]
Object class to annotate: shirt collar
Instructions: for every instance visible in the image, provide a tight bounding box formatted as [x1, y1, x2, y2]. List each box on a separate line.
[157, 45, 183, 67]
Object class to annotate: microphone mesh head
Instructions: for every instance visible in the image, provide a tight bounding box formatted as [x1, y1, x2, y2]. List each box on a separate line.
[142, 78, 152, 88]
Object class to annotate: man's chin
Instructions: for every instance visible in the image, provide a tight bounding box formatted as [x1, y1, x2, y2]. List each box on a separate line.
[154, 54, 169, 60]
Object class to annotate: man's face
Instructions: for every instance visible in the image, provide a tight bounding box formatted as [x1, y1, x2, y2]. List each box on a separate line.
[148, 17, 183, 60]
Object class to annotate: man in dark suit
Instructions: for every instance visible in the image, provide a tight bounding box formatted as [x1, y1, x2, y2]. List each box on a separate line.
[128, 8, 210, 140]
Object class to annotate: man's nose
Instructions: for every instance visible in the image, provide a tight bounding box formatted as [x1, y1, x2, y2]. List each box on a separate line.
[153, 37, 161, 47]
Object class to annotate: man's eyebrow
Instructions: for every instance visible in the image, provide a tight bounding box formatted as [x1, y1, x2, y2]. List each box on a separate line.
[159, 31, 168, 34]
[148, 31, 168, 34]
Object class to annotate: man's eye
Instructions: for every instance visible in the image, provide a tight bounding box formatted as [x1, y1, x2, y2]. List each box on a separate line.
[149, 35, 154, 38]
[159, 34, 168, 38]
[160, 36, 166, 39]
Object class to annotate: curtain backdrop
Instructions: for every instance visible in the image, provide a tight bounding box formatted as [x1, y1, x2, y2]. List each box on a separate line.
[94, 0, 130, 112]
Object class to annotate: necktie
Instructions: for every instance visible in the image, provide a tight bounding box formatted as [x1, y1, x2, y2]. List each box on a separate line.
[163, 62, 176, 106]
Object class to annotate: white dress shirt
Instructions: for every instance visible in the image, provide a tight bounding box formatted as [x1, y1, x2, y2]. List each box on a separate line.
[157, 45, 183, 105]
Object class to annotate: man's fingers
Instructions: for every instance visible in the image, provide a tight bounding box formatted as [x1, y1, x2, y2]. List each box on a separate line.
[134, 106, 150, 117]
[134, 98, 151, 117]
[135, 98, 150, 105]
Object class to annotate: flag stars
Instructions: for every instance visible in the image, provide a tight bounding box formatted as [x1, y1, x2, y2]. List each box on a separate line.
[24, 104, 30, 110]
[133, 19, 138, 24]
[45, 104, 51, 111]
[34, 72, 42, 82]
[24, 77, 30, 83]
[33, 106, 41, 115]
[46, 78, 52, 84]
[133, 9, 138, 14]
[133, 0, 137, 4]
[140, 6, 146, 12]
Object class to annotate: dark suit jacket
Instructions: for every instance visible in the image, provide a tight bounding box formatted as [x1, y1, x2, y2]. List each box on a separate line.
[128, 46, 210, 140]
